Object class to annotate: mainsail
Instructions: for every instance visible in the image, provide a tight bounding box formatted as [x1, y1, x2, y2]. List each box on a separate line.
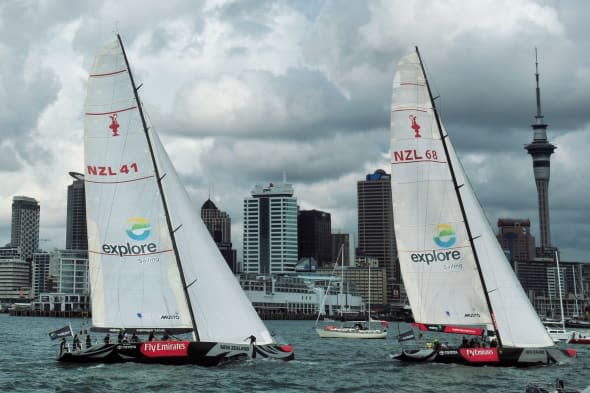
[390, 49, 553, 348]
[85, 38, 273, 344]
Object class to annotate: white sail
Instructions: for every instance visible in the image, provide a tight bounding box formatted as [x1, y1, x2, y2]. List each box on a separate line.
[85, 41, 193, 332]
[390, 50, 553, 348]
[149, 119, 274, 345]
[85, 39, 274, 345]
[446, 135, 553, 347]
[390, 51, 491, 327]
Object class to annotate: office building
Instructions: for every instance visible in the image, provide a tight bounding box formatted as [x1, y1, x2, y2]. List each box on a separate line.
[497, 219, 536, 263]
[10, 196, 40, 261]
[31, 251, 52, 299]
[201, 198, 237, 272]
[243, 181, 298, 274]
[357, 169, 398, 304]
[298, 209, 332, 266]
[331, 232, 354, 267]
[66, 172, 87, 250]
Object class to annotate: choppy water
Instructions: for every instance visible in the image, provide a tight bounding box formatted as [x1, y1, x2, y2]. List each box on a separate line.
[1, 314, 589, 392]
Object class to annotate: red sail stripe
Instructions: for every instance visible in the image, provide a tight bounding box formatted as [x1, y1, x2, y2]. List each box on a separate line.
[85, 106, 137, 116]
[392, 108, 428, 112]
[85, 175, 155, 184]
[391, 159, 447, 165]
[89, 69, 128, 77]
[88, 248, 173, 256]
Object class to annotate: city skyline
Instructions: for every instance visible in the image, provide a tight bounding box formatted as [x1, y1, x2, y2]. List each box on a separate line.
[1, 1, 590, 262]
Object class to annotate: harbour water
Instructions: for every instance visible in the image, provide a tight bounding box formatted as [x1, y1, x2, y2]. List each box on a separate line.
[2, 315, 588, 392]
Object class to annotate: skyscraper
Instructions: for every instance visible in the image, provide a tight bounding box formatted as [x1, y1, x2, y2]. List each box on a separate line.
[243, 181, 298, 274]
[10, 196, 40, 261]
[525, 50, 556, 257]
[298, 209, 331, 266]
[201, 198, 237, 272]
[357, 169, 398, 304]
[31, 251, 51, 299]
[66, 172, 87, 250]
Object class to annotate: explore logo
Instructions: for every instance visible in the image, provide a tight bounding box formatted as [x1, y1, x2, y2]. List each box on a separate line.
[126, 217, 151, 241]
[433, 224, 456, 248]
[410, 223, 462, 265]
[100, 217, 158, 258]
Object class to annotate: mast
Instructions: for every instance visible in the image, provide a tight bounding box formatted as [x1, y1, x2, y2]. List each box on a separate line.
[555, 251, 565, 329]
[117, 34, 200, 340]
[572, 266, 580, 316]
[414, 47, 503, 349]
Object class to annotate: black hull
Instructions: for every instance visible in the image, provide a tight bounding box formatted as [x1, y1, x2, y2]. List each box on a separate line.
[58, 341, 294, 367]
[393, 346, 574, 367]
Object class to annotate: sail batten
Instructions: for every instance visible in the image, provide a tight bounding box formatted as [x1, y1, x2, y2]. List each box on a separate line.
[390, 49, 554, 348]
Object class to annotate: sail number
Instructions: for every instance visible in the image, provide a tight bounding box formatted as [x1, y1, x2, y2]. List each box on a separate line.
[87, 163, 139, 176]
[392, 149, 440, 162]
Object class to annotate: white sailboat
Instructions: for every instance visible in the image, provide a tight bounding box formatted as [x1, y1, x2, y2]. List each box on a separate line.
[545, 251, 575, 342]
[389, 48, 575, 366]
[57, 35, 293, 365]
[314, 247, 388, 339]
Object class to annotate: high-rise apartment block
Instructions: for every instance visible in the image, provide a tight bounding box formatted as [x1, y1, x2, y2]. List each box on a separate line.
[0, 247, 30, 303]
[243, 182, 298, 274]
[201, 198, 237, 272]
[10, 196, 40, 261]
[66, 172, 87, 250]
[298, 209, 332, 266]
[357, 169, 398, 304]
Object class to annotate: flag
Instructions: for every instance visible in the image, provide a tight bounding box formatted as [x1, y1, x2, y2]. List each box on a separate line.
[48, 325, 73, 340]
[397, 329, 415, 343]
[381, 320, 389, 329]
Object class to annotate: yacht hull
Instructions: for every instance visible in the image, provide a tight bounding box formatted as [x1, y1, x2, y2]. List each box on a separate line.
[57, 341, 294, 366]
[393, 346, 575, 367]
[315, 327, 387, 339]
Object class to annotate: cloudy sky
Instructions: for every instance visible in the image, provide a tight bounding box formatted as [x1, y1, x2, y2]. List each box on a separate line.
[1, 0, 589, 262]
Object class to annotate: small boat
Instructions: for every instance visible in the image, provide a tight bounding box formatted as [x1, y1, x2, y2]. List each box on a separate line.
[568, 331, 590, 345]
[545, 326, 571, 343]
[389, 48, 575, 367]
[314, 246, 388, 339]
[317, 320, 388, 339]
[56, 35, 294, 366]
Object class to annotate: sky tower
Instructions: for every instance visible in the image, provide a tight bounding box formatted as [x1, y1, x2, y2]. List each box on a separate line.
[525, 49, 556, 256]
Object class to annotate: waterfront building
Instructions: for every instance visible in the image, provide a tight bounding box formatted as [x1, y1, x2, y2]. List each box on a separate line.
[317, 263, 387, 310]
[357, 169, 399, 305]
[66, 172, 87, 250]
[201, 198, 237, 272]
[525, 51, 556, 258]
[30, 249, 91, 313]
[0, 247, 30, 304]
[10, 196, 40, 261]
[497, 219, 536, 264]
[31, 251, 52, 299]
[243, 181, 298, 274]
[55, 249, 89, 295]
[239, 273, 363, 319]
[298, 209, 332, 267]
